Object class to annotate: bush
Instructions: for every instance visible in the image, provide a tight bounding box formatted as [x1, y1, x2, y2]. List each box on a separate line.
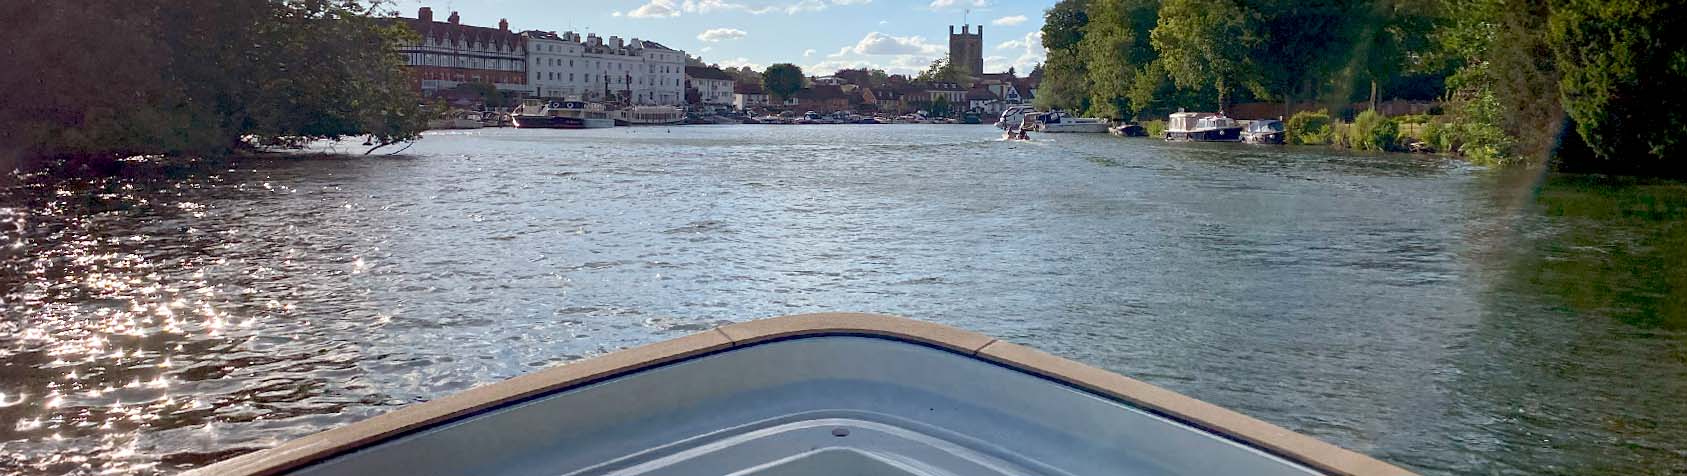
[1394, 114, 1432, 124]
[1286, 110, 1333, 145]
[1348, 110, 1399, 151]
[1142, 119, 1167, 137]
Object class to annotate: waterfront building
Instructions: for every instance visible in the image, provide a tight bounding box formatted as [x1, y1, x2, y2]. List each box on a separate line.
[395, 8, 528, 95]
[685, 66, 736, 111]
[520, 30, 687, 105]
[860, 87, 907, 114]
[948, 25, 984, 78]
[922, 82, 968, 105]
[732, 83, 770, 111]
[811, 76, 848, 86]
[966, 85, 1004, 115]
[792, 85, 852, 113]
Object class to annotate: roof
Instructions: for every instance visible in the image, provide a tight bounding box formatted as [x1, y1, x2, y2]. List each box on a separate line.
[977, 72, 1016, 83]
[923, 82, 966, 91]
[641, 40, 678, 51]
[794, 85, 849, 101]
[734, 83, 766, 95]
[685, 66, 734, 81]
[966, 86, 999, 101]
[865, 87, 903, 100]
[398, 17, 523, 49]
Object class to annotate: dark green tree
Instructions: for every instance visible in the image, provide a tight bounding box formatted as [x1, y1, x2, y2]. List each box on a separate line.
[1549, 0, 1687, 175]
[1034, 0, 1092, 112]
[1077, 0, 1159, 119]
[762, 63, 805, 102]
[1150, 0, 1262, 112]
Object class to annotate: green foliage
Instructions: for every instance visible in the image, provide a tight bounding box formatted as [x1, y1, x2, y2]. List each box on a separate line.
[3, 0, 424, 161]
[916, 55, 970, 86]
[930, 96, 953, 118]
[1142, 119, 1167, 137]
[1150, 0, 1260, 110]
[1035, 0, 1092, 112]
[1548, 0, 1687, 176]
[1286, 110, 1334, 145]
[1078, 0, 1158, 119]
[762, 64, 805, 102]
[1347, 110, 1399, 151]
[1041, 0, 1091, 51]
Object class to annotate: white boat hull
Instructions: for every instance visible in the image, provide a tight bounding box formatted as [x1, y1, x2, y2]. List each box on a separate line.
[192, 314, 1411, 476]
[1040, 121, 1111, 133]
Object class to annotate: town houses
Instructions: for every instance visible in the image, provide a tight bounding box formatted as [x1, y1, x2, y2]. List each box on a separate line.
[392, 10, 1038, 117]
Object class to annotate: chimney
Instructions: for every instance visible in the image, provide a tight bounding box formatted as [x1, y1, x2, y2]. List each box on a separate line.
[499, 18, 508, 32]
[418, 7, 433, 22]
[949, 25, 954, 35]
[448, 11, 460, 24]
[610, 36, 623, 48]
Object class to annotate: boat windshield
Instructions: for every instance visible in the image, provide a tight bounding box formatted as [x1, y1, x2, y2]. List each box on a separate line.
[1248, 121, 1284, 132]
[1196, 116, 1237, 129]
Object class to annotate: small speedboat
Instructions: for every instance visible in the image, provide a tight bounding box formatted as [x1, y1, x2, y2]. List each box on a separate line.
[1243, 119, 1287, 144]
[1111, 122, 1148, 137]
[193, 313, 1411, 476]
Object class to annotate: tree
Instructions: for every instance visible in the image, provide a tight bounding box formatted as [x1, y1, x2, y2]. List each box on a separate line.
[762, 63, 805, 102]
[1035, 0, 1092, 111]
[2, 0, 424, 162]
[1078, 0, 1159, 119]
[916, 55, 969, 85]
[931, 96, 953, 117]
[1150, 0, 1262, 113]
[1549, 0, 1687, 175]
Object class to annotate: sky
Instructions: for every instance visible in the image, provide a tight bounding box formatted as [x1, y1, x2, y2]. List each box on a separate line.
[389, 0, 1055, 76]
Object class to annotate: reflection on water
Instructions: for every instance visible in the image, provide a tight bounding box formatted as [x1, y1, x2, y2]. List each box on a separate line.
[0, 126, 1683, 475]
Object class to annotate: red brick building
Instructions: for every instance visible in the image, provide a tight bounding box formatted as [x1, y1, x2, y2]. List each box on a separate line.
[395, 8, 527, 94]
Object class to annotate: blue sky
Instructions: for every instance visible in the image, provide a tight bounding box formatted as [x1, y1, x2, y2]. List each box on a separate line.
[390, 0, 1053, 76]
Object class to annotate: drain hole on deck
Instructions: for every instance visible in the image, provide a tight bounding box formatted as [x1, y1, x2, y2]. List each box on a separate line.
[831, 428, 850, 437]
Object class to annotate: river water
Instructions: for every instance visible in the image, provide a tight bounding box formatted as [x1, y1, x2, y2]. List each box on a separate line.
[1, 125, 1683, 475]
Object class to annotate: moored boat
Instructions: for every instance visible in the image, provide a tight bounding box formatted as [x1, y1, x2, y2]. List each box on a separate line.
[1166, 110, 1243, 142]
[426, 111, 486, 130]
[510, 99, 588, 129]
[613, 105, 686, 126]
[1037, 110, 1111, 133]
[192, 313, 1413, 476]
[1243, 119, 1287, 144]
[1111, 122, 1148, 137]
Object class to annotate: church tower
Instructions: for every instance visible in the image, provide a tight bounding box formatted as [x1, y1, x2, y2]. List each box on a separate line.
[948, 24, 983, 77]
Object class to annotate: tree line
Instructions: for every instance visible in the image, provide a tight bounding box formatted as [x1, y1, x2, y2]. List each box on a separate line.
[1036, 0, 1685, 176]
[2, 0, 424, 165]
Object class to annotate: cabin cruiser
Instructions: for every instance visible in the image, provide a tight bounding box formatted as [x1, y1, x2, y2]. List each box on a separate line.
[1165, 111, 1243, 142]
[191, 313, 1413, 476]
[1111, 122, 1148, 137]
[613, 106, 686, 126]
[1035, 110, 1111, 133]
[511, 100, 612, 129]
[1243, 119, 1286, 144]
[426, 111, 485, 130]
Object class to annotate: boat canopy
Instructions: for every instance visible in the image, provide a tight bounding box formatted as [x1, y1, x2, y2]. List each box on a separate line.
[1195, 115, 1239, 130]
[1246, 120, 1285, 133]
[1167, 112, 1215, 131]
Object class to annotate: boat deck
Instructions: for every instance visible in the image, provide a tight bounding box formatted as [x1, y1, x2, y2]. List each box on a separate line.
[194, 314, 1412, 476]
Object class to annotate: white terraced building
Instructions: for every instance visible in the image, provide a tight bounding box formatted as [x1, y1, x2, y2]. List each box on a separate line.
[522, 30, 687, 105]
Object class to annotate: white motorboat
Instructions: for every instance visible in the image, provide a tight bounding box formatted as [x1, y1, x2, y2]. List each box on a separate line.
[426, 111, 485, 130]
[614, 106, 686, 126]
[1034, 110, 1111, 133]
[1243, 119, 1287, 144]
[192, 313, 1412, 476]
[1166, 110, 1243, 142]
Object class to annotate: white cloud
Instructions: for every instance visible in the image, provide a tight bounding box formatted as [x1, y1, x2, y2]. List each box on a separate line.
[681, 0, 777, 15]
[878, 20, 889, 25]
[715, 57, 763, 70]
[612, 11, 623, 17]
[1010, 31, 1045, 72]
[628, 0, 680, 18]
[803, 49, 817, 57]
[701, 46, 714, 52]
[697, 28, 748, 42]
[992, 15, 1026, 26]
[850, 32, 944, 56]
[831, 0, 872, 4]
[996, 39, 1023, 50]
[785, 0, 826, 14]
[929, 0, 986, 10]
